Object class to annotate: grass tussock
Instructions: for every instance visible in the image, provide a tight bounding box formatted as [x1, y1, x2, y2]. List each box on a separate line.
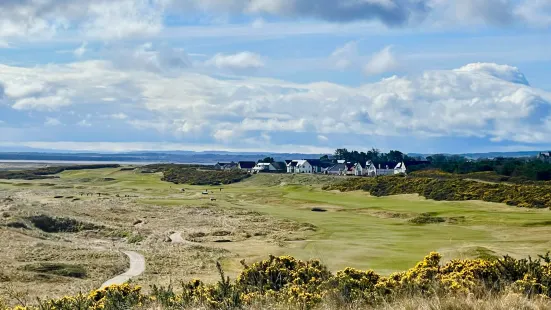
[7, 252, 551, 310]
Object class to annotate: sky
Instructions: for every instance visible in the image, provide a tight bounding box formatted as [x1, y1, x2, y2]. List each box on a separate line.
[0, 0, 551, 154]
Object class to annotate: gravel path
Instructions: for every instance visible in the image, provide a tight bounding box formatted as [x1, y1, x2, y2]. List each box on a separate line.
[100, 251, 145, 289]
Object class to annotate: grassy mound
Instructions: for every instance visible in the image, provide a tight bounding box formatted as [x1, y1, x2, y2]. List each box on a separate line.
[27, 215, 102, 233]
[144, 164, 250, 185]
[0, 164, 120, 180]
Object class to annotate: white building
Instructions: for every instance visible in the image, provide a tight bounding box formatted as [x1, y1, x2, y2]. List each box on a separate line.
[253, 162, 277, 173]
[366, 161, 407, 177]
[286, 160, 323, 174]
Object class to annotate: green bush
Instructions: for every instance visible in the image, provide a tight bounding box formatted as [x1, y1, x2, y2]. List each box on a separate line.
[143, 164, 250, 185]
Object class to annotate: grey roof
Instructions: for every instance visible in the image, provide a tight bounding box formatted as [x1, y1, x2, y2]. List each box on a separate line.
[271, 162, 287, 170]
[326, 163, 345, 172]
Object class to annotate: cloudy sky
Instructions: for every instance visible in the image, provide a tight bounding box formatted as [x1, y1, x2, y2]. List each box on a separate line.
[0, 0, 550, 154]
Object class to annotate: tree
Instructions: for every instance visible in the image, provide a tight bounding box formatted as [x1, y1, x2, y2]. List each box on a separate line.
[258, 157, 275, 163]
[387, 150, 404, 162]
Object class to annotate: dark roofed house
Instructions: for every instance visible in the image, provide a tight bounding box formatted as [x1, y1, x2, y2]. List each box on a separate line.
[222, 162, 238, 170]
[324, 163, 346, 175]
[304, 159, 324, 173]
[214, 162, 229, 170]
[538, 152, 551, 163]
[271, 162, 287, 172]
[238, 161, 256, 172]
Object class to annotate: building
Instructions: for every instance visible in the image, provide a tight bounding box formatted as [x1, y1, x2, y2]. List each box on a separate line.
[238, 161, 256, 172]
[394, 162, 407, 174]
[253, 162, 276, 173]
[214, 162, 230, 170]
[286, 159, 324, 174]
[214, 162, 237, 170]
[252, 162, 286, 173]
[366, 161, 397, 177]
[324, 163, 346, 175]
[538, 152, 551, 163]
[271, 162, 287, 173]
[354, 162, 367, 176]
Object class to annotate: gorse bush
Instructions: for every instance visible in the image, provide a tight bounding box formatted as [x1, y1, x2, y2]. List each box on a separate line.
[7, 252, 551, 309]
[323, 175, 551, 209]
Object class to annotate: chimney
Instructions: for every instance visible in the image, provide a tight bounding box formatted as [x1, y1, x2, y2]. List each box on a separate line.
[378, 164, 381, 169]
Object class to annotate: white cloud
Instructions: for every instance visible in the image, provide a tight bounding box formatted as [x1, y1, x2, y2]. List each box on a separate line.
[364, 46, 398, 76]
[1, 60, 551, 146]
[45, 117, 62, 126]
[515, 0, 551, 27]
[331, 41, 359, 70]
[206, 52, 265, 71]
[77, 119, 92, 127]
[108, 113, 128, 120]
[74, 42, 87, 57]
[251, 18, 266, 28]
[318, 135, 328, 142]
[110, 43, 192, 73]
[454, 63, 529, 85]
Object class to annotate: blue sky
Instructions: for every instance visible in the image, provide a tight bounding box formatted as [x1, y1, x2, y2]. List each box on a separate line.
[0, 0, 551, 154]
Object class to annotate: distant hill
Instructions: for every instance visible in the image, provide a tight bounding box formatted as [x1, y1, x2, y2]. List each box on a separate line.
[0, 149, 546, 164]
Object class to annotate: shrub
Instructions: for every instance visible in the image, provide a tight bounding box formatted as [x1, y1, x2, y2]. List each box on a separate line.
[409, 213, 446, 224]
[143, 164, 250, 185]
[10, 252, 551, 310]
[323, 176, 551, 209]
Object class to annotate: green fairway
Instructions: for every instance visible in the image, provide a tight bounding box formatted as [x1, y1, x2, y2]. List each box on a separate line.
[4, 167, 551, 274]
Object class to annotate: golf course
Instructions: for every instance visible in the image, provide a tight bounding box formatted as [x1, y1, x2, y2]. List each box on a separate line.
[2, 165, 551, 304]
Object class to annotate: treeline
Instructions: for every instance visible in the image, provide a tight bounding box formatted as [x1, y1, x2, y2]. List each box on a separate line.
[329, 148, 418, 164]
[143, 164, 250, 185]
[324, 175, 551, 209]
[330, 148, 551, 182]
[0, 164, 120, 180]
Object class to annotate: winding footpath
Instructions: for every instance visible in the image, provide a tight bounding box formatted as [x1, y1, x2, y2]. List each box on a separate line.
[100, 251, 146, 289]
